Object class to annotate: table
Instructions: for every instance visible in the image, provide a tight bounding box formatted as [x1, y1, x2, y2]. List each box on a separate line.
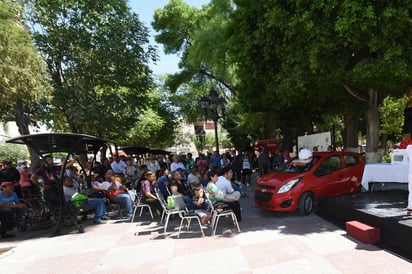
[361, 163, 408, 191]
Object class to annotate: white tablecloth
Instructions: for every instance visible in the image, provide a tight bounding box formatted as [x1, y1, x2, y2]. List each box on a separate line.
[361, 163, 408, 190]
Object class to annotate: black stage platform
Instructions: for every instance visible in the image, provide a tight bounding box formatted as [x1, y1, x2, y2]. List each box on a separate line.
[318, 189, 412, 261]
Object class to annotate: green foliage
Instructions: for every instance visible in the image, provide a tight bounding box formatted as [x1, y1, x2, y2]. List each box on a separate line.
[152, 0, 237, 112]
[0, 143, 30, 163]
[118, 86, 179, 148]
[379, 95, 407, 141]
[25, 0, 158, 142]
[0, 0, 51, 123]
[381, 153, 391, 163]
[227, 0, 412, 151]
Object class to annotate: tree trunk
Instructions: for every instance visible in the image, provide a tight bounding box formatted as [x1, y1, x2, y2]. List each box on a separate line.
[14, 100, 40, 169]
[344, 114, 359, 152]
[365, 88, 379, 163]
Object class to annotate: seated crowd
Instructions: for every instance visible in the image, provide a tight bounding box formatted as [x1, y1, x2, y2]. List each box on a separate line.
[0, 150, 250, 238]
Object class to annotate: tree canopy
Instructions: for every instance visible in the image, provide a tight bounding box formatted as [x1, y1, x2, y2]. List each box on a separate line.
[0, 0, 51, 135]
[153, 0, 412, 161]
[24, 0, 177, 146]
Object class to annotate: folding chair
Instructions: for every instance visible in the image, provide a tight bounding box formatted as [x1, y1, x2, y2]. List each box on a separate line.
[173, 195, 205, 238]
[129, 190, 153, 222]
[209, 201, 240, 236]
[156, 191, 185, 234]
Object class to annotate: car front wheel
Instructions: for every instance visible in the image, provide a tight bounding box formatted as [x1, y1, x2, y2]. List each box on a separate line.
[298, 192, 313, 216]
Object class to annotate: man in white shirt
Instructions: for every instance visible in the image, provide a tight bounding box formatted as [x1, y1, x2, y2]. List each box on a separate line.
[62, 176, 108, 224]
[215, 166, 242, 222]
[216, 167, 241, 201]
[187, 165, 201, 190]
[111, 155, 127, 176]
[146, 153, 160, 176]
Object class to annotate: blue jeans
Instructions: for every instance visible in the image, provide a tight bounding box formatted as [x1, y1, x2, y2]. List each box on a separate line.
[87, 198, 106, 221]
[183, 196, 194, 211]
[232, 181, 243, 194]
[114, 193, 133, 216]
[43, 187, 59, 208]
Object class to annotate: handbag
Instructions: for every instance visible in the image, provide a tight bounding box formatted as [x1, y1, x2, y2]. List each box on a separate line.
[167, 195, 175, 209]
[104, 189, 125, 201]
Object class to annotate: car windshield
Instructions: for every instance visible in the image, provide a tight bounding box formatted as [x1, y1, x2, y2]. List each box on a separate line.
[277, 156, 320, 173]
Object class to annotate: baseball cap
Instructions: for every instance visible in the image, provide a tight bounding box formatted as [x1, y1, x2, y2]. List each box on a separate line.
[1, 181, 14, 187]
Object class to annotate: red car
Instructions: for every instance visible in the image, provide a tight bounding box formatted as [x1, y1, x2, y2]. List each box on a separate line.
[254, 151, 365, 215]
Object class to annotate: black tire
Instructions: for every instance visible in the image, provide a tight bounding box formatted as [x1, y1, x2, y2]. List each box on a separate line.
[298, 192, 313, 216]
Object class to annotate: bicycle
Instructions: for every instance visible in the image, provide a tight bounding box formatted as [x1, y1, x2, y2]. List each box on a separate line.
[21, 189, 53, 231]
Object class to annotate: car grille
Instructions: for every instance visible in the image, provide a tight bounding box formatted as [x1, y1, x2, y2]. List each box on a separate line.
[255, 191, 273, 202]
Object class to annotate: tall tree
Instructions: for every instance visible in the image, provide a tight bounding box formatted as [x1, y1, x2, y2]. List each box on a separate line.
[25, 0, 158, 143]
[152, 0, 237, 106]
[229, 0, 412, 162]
[0, 0, 51, 164]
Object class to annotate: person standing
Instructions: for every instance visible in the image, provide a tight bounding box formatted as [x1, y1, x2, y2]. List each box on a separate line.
[185, 153, 195, 174]
[241, 153, 252, 187]
[31, 155, 61, 207]
[146, 153, 160, 177]
[124, 158, 139, 189]
[196, 154, 208, 175]
[111, 155, 127, 177]
[258, 148, 270, 175]
[406, 143, 412, 216]
[170, 155, 185, 172]
[0, 160, 21, 197]
[93, 158, 111, 181]
[187, 165, 201, 190]
[210, 151, 221, 169]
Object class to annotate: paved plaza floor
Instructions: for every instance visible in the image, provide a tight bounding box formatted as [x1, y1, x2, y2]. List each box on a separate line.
[1, 175, 411, 273]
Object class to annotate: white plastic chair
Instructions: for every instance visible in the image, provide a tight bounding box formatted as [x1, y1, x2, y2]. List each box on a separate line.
[208, 201, 240, 236]
[130, 190, 153, 222]
[156, 191, 185, 234]
[173, 195, 205, 238]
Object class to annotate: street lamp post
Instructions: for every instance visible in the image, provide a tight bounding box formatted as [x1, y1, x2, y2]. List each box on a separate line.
[195, 127, 206, 152]
[201, 88, 226, 154]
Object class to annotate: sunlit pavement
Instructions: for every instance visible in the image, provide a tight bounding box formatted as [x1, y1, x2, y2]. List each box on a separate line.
[1, 173, 411, 273]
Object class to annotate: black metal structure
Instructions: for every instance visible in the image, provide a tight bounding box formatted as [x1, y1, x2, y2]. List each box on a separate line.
[119, 146, 172, 156]
[119, 146, 151, 156]
[149, 149, 172, 155]
[201, 88, 226, 154]
[6, 133, 116, 236]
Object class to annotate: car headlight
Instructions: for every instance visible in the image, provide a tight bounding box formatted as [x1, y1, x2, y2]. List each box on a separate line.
[277, 177, 302, 193]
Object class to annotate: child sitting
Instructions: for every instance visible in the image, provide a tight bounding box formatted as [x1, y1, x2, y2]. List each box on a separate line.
[192, 187, 212, 226]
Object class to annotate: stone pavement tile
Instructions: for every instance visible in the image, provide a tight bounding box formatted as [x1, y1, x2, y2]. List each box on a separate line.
[324, 249, 412, 273]
[92, 238, 174, 272]
[173, 236, 236, 256]
[235, 229, 293, 246]
[298, 230, 359, 255]
[240, 236, 315, 268]
[19, 250, 108, 274]
[168, 246, 250, 274]
[252, 256, 342, 274]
